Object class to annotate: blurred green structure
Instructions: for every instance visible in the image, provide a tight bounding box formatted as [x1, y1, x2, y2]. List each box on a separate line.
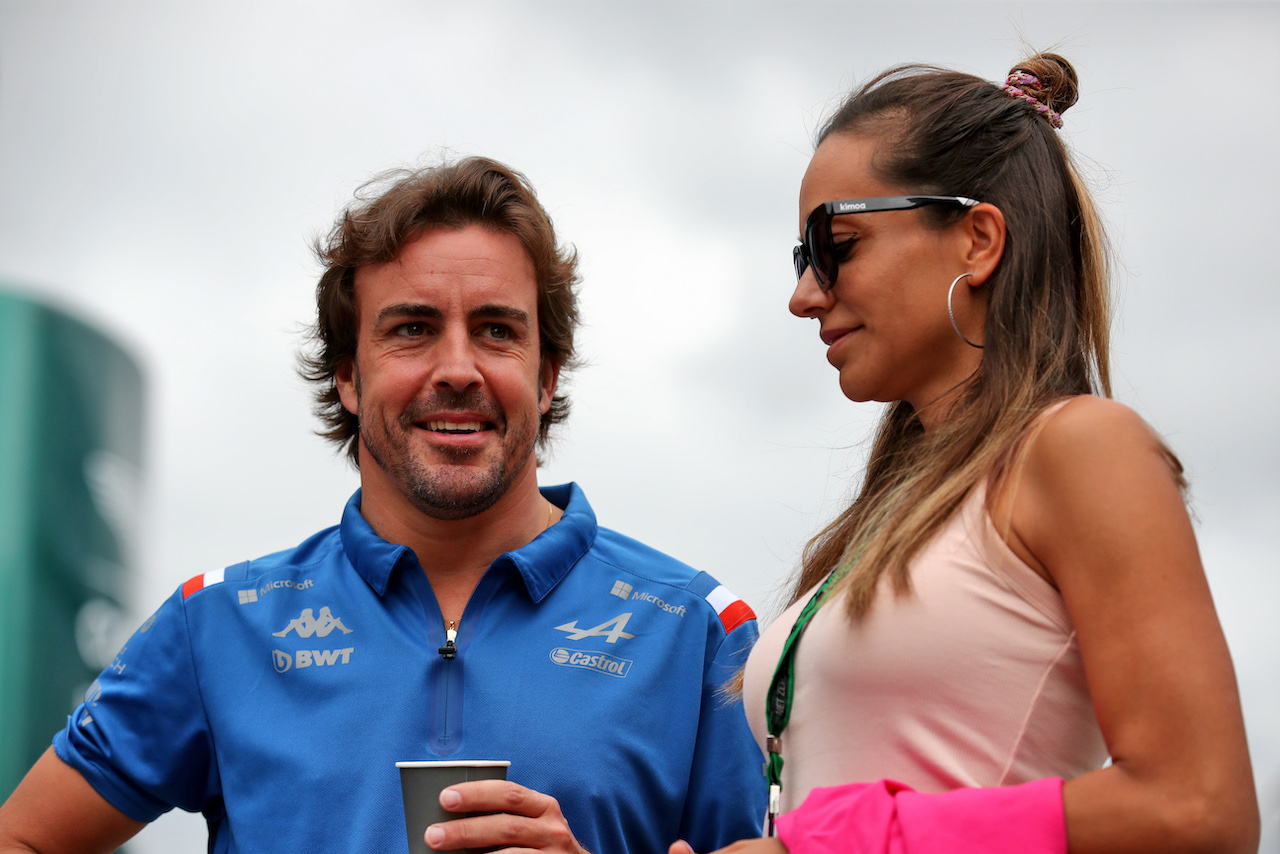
[0, 289, 144, 799]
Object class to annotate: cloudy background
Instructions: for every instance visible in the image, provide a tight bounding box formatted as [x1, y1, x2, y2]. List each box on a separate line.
[1, 1, 1276, 850]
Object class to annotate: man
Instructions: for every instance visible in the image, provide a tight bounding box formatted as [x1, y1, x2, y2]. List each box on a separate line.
[0, 157, 765, 853]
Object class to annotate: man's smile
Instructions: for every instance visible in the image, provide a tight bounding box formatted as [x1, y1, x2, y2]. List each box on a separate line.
[424, 420, 493, 434]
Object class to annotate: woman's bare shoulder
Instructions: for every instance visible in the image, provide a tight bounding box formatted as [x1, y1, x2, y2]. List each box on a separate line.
[1029, 395, 1168, 474]
[1002, 395, 1185, 584]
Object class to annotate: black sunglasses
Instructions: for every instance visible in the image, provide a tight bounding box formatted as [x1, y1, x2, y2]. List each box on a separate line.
[793, 195, 980, 290]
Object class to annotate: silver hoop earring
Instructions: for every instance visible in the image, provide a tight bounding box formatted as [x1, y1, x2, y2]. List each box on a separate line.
[947, 272, 983, 349]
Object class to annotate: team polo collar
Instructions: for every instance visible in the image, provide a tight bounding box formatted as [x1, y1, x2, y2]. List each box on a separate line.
[505, 482, 597, 602]
[338, 491, 415, 595]
[338, 483, 597, 601]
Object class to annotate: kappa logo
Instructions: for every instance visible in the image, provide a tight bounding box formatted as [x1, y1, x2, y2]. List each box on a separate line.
[273, 606, 353, 638]
[273, 648, 354, 673]
[554, 612, 635, 644]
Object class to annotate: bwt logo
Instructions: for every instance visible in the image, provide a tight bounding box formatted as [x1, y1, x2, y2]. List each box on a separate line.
[273, 648, 354, 673]
[548, 648, 632, 678]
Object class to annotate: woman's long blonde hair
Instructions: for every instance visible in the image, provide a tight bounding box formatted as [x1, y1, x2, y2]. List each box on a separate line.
[789, 54, 1151, 617]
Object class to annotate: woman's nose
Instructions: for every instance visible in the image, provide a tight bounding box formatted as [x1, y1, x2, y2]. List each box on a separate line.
[789, 267, 833, 318]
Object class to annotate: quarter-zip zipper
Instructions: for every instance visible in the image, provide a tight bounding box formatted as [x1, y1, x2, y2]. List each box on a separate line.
[435, 619, 460, 749]
[438, 620, 458, 659]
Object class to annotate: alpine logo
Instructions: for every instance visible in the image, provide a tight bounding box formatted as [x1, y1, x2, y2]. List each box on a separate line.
[554, 612, 635, 644]
[273, 607, 353, 638]
[273, 648, 354, 672]
[549, 647, 632, 678]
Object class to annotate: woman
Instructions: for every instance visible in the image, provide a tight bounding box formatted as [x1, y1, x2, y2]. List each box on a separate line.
[676, 54, 1259, 853]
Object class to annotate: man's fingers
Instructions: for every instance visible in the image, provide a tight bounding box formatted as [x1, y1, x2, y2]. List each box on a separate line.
[426, 812, 518, 851]
[426, 811, 574, 852]
[428, 781, 583, 853]
[439, 779, 559, 818]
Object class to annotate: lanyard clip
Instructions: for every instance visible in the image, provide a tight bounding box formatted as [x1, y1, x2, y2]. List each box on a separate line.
[765, 732, 782, 837]
[766, 783, 781, 837]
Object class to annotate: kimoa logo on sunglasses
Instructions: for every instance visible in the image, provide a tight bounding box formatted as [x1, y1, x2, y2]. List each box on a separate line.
[837, 201, 868, 212]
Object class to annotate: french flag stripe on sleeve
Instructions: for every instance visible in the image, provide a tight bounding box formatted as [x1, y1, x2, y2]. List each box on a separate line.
[182, 568, 226, 599]
[705, 584, 755, 634]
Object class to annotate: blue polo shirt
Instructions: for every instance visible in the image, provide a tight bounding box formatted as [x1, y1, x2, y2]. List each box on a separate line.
[55, 483, 765, 853]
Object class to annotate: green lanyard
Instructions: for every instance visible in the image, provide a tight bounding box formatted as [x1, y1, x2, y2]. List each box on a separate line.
[764, 562, 851, 836]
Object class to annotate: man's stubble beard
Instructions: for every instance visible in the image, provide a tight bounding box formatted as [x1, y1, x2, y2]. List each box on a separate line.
[358, 389, 538, 522]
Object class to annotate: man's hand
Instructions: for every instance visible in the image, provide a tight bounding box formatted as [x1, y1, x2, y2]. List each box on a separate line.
[668, 839, 787, 854]
[424, 780, 588, 853]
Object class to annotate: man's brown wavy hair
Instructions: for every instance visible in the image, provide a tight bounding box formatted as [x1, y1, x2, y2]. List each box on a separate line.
[300, 156, 581, 467]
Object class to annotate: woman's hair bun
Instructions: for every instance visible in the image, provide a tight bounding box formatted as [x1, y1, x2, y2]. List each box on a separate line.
[1007, 53, 1079, 116]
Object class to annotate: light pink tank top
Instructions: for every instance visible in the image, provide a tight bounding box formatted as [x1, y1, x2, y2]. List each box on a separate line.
[743, 480, 1108, 812]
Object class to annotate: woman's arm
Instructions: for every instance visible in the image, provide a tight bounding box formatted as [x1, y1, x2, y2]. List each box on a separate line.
[673, 395, 1258, 854]
[1005, 395, 1259, 853]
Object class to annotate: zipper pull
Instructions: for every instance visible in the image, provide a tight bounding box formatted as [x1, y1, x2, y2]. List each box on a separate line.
[438, 621, 458, 659]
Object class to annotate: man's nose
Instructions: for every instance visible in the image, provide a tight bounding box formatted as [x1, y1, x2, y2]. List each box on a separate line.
[430, 329, 483, 391]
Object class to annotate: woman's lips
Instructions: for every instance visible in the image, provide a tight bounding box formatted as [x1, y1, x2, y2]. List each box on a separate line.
[821, 326, 861, 362]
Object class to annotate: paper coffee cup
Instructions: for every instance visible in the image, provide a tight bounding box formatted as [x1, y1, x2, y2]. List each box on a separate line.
[396, 760, 510, 854]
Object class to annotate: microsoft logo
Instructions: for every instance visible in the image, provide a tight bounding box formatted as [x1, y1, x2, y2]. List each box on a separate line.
[238, 589, 258, 604]
[610, 580, 632, 600]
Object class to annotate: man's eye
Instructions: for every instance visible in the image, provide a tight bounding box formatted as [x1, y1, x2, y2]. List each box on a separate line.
[399, 323, 425, 336]
[481, 323, 512, 340]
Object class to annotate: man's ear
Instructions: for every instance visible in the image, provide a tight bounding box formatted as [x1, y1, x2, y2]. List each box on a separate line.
[336, 360, 359, 415]
[962, 202, 1006, 287]
[538, 357, 561, 415]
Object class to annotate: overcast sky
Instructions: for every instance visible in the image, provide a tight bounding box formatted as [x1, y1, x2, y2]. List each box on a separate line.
[1, 1, 1277, 850]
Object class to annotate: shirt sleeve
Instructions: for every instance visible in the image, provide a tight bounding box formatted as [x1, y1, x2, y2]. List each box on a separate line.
[53, 584, 220, 822]
[678, 610, 768, 850]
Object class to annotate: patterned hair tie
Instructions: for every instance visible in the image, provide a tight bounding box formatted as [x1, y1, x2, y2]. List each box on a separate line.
[1002, 70, 1063, 129]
